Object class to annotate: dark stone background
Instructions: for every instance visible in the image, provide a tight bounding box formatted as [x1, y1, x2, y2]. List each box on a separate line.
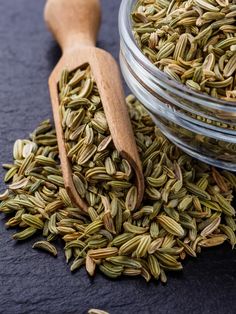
[0, 1, 236, 313]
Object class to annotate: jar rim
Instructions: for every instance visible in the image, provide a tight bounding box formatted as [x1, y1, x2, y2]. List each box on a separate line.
[118, 0, 236, 113]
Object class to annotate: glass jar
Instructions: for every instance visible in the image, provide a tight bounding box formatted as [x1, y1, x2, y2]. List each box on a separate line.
[119, 0, 236, 171]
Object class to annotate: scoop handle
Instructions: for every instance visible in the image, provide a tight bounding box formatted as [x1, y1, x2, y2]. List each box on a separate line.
[44, 0, 101, 52]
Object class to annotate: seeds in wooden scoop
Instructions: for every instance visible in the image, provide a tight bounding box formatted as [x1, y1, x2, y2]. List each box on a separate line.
[0, 67, 236, 282]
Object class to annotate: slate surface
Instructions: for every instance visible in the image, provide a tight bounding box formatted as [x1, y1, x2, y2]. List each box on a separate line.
[0, 1, 236, 314]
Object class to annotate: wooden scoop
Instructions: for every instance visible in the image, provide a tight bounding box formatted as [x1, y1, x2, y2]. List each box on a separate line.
[44, 0, 144, 211]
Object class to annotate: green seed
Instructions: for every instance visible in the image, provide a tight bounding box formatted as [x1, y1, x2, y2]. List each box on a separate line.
[22, 214, 44, 229]
[157, 215, 185, 237]
[32, 241, 57, 256]
[13, 227, 37, 241]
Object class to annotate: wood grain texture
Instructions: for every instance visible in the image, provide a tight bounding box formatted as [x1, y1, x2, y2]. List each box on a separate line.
[44, 0, 101, 50]
[44, 0, 144, 210]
